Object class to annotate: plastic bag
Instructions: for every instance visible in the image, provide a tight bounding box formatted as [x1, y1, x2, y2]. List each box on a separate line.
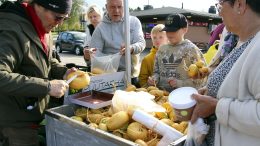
[91, 53, 121, 74]
[111, 90, 165, 114]
[183, 118, 209, 146]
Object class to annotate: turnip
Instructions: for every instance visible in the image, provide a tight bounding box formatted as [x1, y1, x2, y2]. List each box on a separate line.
[127, 122, 148, 141]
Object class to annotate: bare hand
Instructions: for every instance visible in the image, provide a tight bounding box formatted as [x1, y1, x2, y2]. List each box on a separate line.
[198, 86, 208, 95]
[83, 48, 97, 60]
[147, 76, 156, 86]
[190, 71, 208, 79]
[120, 46, 133, 55]
[63, 67, 77, 80]
[191, 93, 218, 124]
[120, 47, 125, 55]
[168, 77, 177, 88]
[83, 47, 90, 61]
[48, 80, 69, 97]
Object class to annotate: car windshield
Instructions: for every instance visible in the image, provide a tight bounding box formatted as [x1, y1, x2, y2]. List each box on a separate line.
[73, 33, 86, 40]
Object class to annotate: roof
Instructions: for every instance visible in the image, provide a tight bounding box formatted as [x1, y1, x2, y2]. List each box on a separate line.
[131, 7, 222, 24]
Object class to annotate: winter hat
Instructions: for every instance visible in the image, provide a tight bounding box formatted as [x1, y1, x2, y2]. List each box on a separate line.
[34, 0, 72, 14]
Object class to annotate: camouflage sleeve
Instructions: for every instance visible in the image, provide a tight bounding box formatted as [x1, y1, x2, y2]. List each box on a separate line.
[152, 51, 160, 82]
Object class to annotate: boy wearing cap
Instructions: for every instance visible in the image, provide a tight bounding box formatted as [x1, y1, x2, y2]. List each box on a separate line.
[148, 13, 206, 92]
[0, 0, 73, 145]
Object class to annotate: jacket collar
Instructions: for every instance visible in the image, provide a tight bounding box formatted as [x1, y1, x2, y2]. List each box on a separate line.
[22, 3, 48, 56]
[0, 2, 51, 58]
[150, 46, 158, 53]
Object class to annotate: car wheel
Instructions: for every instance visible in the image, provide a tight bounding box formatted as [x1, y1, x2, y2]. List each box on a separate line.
[56, 45, 62, 53]
[75, 46, 82, 55]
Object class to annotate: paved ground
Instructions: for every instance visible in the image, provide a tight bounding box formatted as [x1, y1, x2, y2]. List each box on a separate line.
[59, 52, 86, 66]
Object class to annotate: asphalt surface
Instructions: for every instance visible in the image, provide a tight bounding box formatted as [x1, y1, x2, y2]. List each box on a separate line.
[59, 52, 86, 66]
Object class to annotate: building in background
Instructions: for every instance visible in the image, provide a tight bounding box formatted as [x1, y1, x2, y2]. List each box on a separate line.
[131, 6, 222, 51]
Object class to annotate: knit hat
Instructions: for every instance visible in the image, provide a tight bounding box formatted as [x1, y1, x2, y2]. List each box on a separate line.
[162, 13, 188, 32]
[34, 0, 72, 14]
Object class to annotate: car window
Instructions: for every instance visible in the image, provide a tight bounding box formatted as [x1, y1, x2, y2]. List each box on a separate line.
[67, 34, 73, 40]
[61, 33, 67, 40]
[73, 33, 86, 40]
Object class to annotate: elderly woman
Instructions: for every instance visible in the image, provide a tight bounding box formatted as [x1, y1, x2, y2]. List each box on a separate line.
[83, 5, 102, 63]
[190, 0, 260, 146]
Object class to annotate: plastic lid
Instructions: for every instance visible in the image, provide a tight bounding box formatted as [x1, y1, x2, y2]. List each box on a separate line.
[168, 87, 197, 109]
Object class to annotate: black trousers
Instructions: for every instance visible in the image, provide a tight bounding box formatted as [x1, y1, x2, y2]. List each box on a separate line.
[0, 127, 39, 146]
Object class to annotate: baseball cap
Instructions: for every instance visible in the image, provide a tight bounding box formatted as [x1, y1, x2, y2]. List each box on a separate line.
[162, 13, 188, 32]
[34, 0, 72, 14]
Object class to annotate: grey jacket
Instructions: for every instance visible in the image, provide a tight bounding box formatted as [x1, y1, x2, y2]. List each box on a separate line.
[0, 2, 67, 127]
[90, 14, 146, 77]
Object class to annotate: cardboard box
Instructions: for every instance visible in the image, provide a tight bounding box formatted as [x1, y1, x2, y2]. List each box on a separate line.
[83, 71, 126, 93]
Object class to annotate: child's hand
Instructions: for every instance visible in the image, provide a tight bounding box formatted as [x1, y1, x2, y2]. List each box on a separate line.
[191, 71, 208, 79]
[147, 76, 156, 86]
[168, 77, 177, 88]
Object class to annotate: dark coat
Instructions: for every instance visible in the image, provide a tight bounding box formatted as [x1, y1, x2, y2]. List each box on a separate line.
[0, 2, 67, 127]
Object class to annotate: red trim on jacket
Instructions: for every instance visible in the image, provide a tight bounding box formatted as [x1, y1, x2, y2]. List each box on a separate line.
[21, 3, 48, 56]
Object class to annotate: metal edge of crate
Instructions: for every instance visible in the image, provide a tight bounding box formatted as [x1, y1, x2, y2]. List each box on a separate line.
[45, 105, 138, 146]
[169, 135, 187, 146]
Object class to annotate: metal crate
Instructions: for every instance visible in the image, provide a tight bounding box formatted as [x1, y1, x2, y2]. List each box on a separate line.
[45, 105, 185, 146]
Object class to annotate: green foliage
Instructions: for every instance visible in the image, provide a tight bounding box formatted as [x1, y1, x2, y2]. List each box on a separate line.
[53, 0, 85, 32]
[0, 0, 86, 32]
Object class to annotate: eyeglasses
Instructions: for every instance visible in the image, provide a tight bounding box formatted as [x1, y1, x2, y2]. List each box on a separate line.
[48, 10, 69, 22]
[215, 0, 229, 12]
[43, 6, 70, 22]
[53, 13, 69, 21]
